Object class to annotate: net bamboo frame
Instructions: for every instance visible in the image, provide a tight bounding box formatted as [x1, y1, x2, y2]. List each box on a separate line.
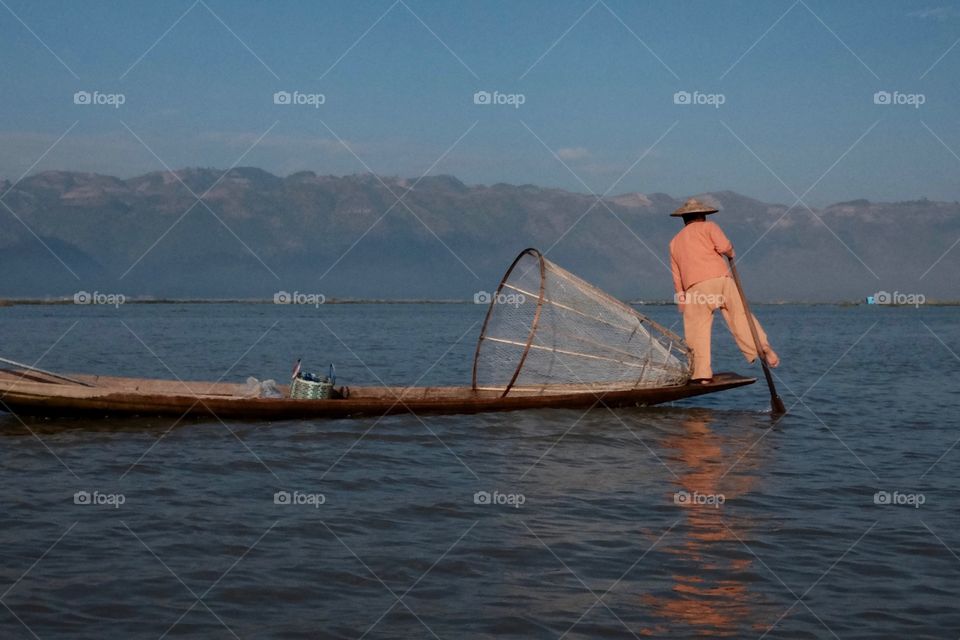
[472, 248, 692, 397]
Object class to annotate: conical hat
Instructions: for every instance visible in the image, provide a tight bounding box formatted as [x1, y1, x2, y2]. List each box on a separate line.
[671, 197, 719, 217]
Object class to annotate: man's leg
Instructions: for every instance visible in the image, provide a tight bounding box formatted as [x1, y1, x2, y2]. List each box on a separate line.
[719, 277, 774, 363]
[683, 284, 715, 380]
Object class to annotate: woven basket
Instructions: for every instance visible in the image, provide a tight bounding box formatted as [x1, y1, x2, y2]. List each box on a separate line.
[290, 376, 334, 400]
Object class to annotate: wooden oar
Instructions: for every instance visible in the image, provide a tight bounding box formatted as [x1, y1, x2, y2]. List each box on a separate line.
[726, 256, 786, 415]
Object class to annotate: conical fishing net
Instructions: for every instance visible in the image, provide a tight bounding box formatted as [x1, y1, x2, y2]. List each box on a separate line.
[473, 248, 691, 396]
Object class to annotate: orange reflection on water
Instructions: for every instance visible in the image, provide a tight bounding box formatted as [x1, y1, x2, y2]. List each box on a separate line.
[640, 411, 769, 637]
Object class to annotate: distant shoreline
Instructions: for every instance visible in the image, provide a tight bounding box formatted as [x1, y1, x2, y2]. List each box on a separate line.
[2, 298, 958, 307]
[0, 298, 468, 306]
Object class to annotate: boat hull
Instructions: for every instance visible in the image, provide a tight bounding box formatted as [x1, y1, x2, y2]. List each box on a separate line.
[0, 369, 755, 420]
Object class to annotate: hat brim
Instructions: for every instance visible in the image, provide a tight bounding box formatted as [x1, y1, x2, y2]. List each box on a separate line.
[670, 208, 718, 217]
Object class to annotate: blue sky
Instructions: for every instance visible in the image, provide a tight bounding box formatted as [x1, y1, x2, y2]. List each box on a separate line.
[1, 0, 958, 205]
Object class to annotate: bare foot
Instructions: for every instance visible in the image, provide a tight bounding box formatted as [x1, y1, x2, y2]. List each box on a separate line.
[763, 347, 780, 368]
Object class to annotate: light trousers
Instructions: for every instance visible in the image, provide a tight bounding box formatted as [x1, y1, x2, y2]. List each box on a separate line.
[682, 276, 770, 380]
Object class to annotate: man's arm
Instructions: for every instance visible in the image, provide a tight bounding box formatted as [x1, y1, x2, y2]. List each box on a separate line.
[708, 222, 735, 258]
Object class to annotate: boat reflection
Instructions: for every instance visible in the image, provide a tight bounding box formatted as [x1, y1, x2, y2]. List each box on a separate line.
[641, 409, 770, 637]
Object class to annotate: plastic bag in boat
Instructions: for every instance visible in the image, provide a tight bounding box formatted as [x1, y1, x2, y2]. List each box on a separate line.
[243, 377, 283, 398]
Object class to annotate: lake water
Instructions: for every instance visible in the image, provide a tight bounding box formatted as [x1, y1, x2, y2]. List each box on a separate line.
[1, 303, 958, 639]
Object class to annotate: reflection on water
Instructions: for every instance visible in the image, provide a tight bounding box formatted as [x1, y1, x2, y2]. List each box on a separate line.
[642, 410, 770, 637]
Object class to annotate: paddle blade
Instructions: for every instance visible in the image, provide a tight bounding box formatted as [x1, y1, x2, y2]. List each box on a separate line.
[771, 393, 787, 415]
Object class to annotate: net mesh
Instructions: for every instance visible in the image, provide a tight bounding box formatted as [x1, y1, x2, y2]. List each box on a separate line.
[473, 249, 691, 396]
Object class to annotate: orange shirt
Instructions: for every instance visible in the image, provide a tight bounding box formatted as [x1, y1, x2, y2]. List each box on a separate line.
[669, 220, 734, 293]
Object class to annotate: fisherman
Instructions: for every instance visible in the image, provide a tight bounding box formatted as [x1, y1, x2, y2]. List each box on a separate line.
[669, 197, 779, 384]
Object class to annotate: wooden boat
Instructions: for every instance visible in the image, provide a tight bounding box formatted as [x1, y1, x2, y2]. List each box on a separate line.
[0, 368, 755, 419]
[0, 249, 760, 420]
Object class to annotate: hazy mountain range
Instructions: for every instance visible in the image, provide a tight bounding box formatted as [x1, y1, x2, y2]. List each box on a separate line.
[1, 168, 957, 302]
